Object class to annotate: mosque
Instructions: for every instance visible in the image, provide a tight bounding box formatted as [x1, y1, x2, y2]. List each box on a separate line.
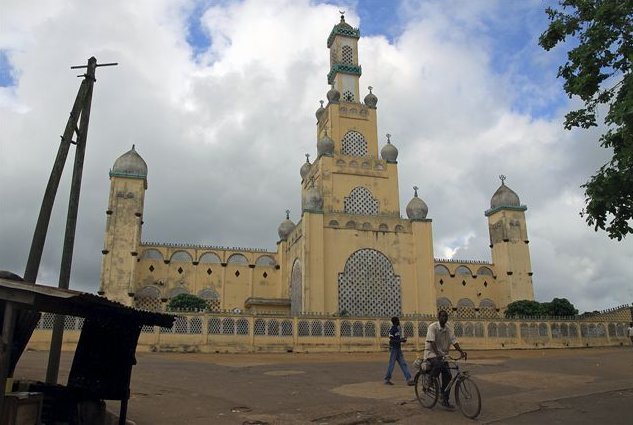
[99, 15, 535, 317]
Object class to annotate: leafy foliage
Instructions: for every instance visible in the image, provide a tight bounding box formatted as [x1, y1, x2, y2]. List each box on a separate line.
[539, 0, 633, 240]
[542, 297, 579, 316]
[505, 300, 546, 317]
[505, 298, 578, 318]
[167, 293, 207, 311]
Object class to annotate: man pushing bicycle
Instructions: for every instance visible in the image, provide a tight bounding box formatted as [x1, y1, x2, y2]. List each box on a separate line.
[415, 310, 467, 408]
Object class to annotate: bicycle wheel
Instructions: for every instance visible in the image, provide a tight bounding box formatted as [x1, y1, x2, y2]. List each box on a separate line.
[455, 376, 481, 419]
[414, 371, 439, 408]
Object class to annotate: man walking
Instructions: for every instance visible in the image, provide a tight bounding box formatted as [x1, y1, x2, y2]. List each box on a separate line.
[384, 316, 414, 386]
[628, 322, 633, 346]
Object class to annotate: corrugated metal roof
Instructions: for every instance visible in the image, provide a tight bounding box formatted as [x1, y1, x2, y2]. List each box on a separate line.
[0, 278, 174, 327]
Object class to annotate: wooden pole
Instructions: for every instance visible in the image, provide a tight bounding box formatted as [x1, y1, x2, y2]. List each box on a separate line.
[46, 57, 97, 384]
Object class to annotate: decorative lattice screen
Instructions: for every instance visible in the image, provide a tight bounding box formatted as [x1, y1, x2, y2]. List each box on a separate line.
[338, 249, 401, 317]
[342, 45, 353, 64]
[341, 131, 367, 156]
[344, 187, 378, 215]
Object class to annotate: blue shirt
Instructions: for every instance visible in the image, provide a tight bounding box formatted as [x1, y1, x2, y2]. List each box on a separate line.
[389, 325, 403, 349]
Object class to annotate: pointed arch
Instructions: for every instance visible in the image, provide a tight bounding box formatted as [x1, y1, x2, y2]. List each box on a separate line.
[337, 248, 400, 317]
[290, 259, 302, 314]
[344, 186, 378, 215]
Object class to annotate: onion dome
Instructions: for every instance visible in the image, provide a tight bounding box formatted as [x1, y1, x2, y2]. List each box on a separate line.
[303, 183, 323, 212]
[380, 133, 398, 163]
[315, 100, 326, 122]
[277, 210, 296, 241]
[317, 131, 335, 157]
[111, 145, 147, 179]
[364, 86, 378, 108]
[327, 84, 340, 103]
[406, 186, 429, 220]
[300, 154, 312, 180]
[490, 175, 521, 209]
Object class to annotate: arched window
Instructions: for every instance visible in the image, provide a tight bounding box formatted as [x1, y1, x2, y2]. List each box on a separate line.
[337, 248, 400, 317]
[457, 298, 475, 308]
[170, 251, 193, 262]
[227, 254, 248, 265]
[477, 266, 493, 276]
[455, 266, 472, 276]
[199, 252, 221, 264]
[434, 265, 450, 275]
[437, 297, 452, 310]
[342, 45, 353, 64]
[169, 287, 189, 298]
[136, 286, 160, 298]
[141, 249, 163, 260]
[341, 131, 368, 156]
[344, 186, 378, 215]
[134, 286, 162, 312]
[479, 299, 496, 309]
[255, 255, 276, 266]
[198, 288, 220, 310]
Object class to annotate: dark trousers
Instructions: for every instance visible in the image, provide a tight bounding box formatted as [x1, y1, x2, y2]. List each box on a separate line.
[429, 357, 452, 399]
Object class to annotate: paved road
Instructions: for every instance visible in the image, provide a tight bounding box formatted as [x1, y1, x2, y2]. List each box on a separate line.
[15, 347, 633, 424]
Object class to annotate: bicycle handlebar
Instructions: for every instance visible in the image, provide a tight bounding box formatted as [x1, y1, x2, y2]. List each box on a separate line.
[447, 352, 467, 362]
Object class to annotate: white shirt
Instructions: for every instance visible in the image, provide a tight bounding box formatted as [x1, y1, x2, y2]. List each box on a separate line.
[423, 321, 457, 360]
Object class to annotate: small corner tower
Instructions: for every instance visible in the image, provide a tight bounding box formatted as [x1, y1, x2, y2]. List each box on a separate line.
[485, 175, 534, 306]
[100, 145, 147, 305]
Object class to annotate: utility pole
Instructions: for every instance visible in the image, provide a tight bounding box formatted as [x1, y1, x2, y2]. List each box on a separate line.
[18, 56, 117, 384]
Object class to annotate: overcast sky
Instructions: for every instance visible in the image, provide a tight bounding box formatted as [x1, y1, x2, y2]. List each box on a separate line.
[1, 0, 632, 313]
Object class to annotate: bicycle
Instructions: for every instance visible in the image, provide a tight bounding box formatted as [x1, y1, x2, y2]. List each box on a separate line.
[413, 354, 481, 419]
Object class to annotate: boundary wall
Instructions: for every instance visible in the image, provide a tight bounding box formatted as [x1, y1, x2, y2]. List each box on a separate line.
[27, 306, 632, 353]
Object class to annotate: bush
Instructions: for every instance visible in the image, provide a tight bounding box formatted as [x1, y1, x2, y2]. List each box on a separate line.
[505, 300, 546, 318]
[167, 293, 207, 311]
[505, 298, 579, 318]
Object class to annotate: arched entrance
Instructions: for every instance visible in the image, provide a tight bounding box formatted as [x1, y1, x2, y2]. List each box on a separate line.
[290, 259, 302, 314]
[337, 248, 400, 317]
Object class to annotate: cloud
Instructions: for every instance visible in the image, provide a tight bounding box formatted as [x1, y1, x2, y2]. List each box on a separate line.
[1, 0, 631, 314]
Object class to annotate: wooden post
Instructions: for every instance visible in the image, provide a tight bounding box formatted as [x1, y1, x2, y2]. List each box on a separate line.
[0, 302, 16, 416]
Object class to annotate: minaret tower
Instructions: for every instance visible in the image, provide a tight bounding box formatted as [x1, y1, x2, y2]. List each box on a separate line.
[305, 12, 400, 216]
[288, 14, 436, 316]
[99, 145, 147, 305]
[485, 176, 534, 306]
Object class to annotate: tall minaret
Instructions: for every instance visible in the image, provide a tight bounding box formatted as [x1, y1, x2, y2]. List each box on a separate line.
[485, 176, 534, 307]
[294, 14, 412, 315]
[99, 145, 147, 305]
[305, 13, 400, 217]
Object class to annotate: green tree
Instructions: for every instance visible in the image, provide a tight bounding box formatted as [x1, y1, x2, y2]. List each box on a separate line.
[539, 0, 633, 240]
[504, 300, 546, 317]
[167, 293, 207, 311]
[542, 297, 579, 316]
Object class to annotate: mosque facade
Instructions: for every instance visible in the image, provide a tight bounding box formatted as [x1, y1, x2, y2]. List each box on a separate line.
[99, 16, 535, 317]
